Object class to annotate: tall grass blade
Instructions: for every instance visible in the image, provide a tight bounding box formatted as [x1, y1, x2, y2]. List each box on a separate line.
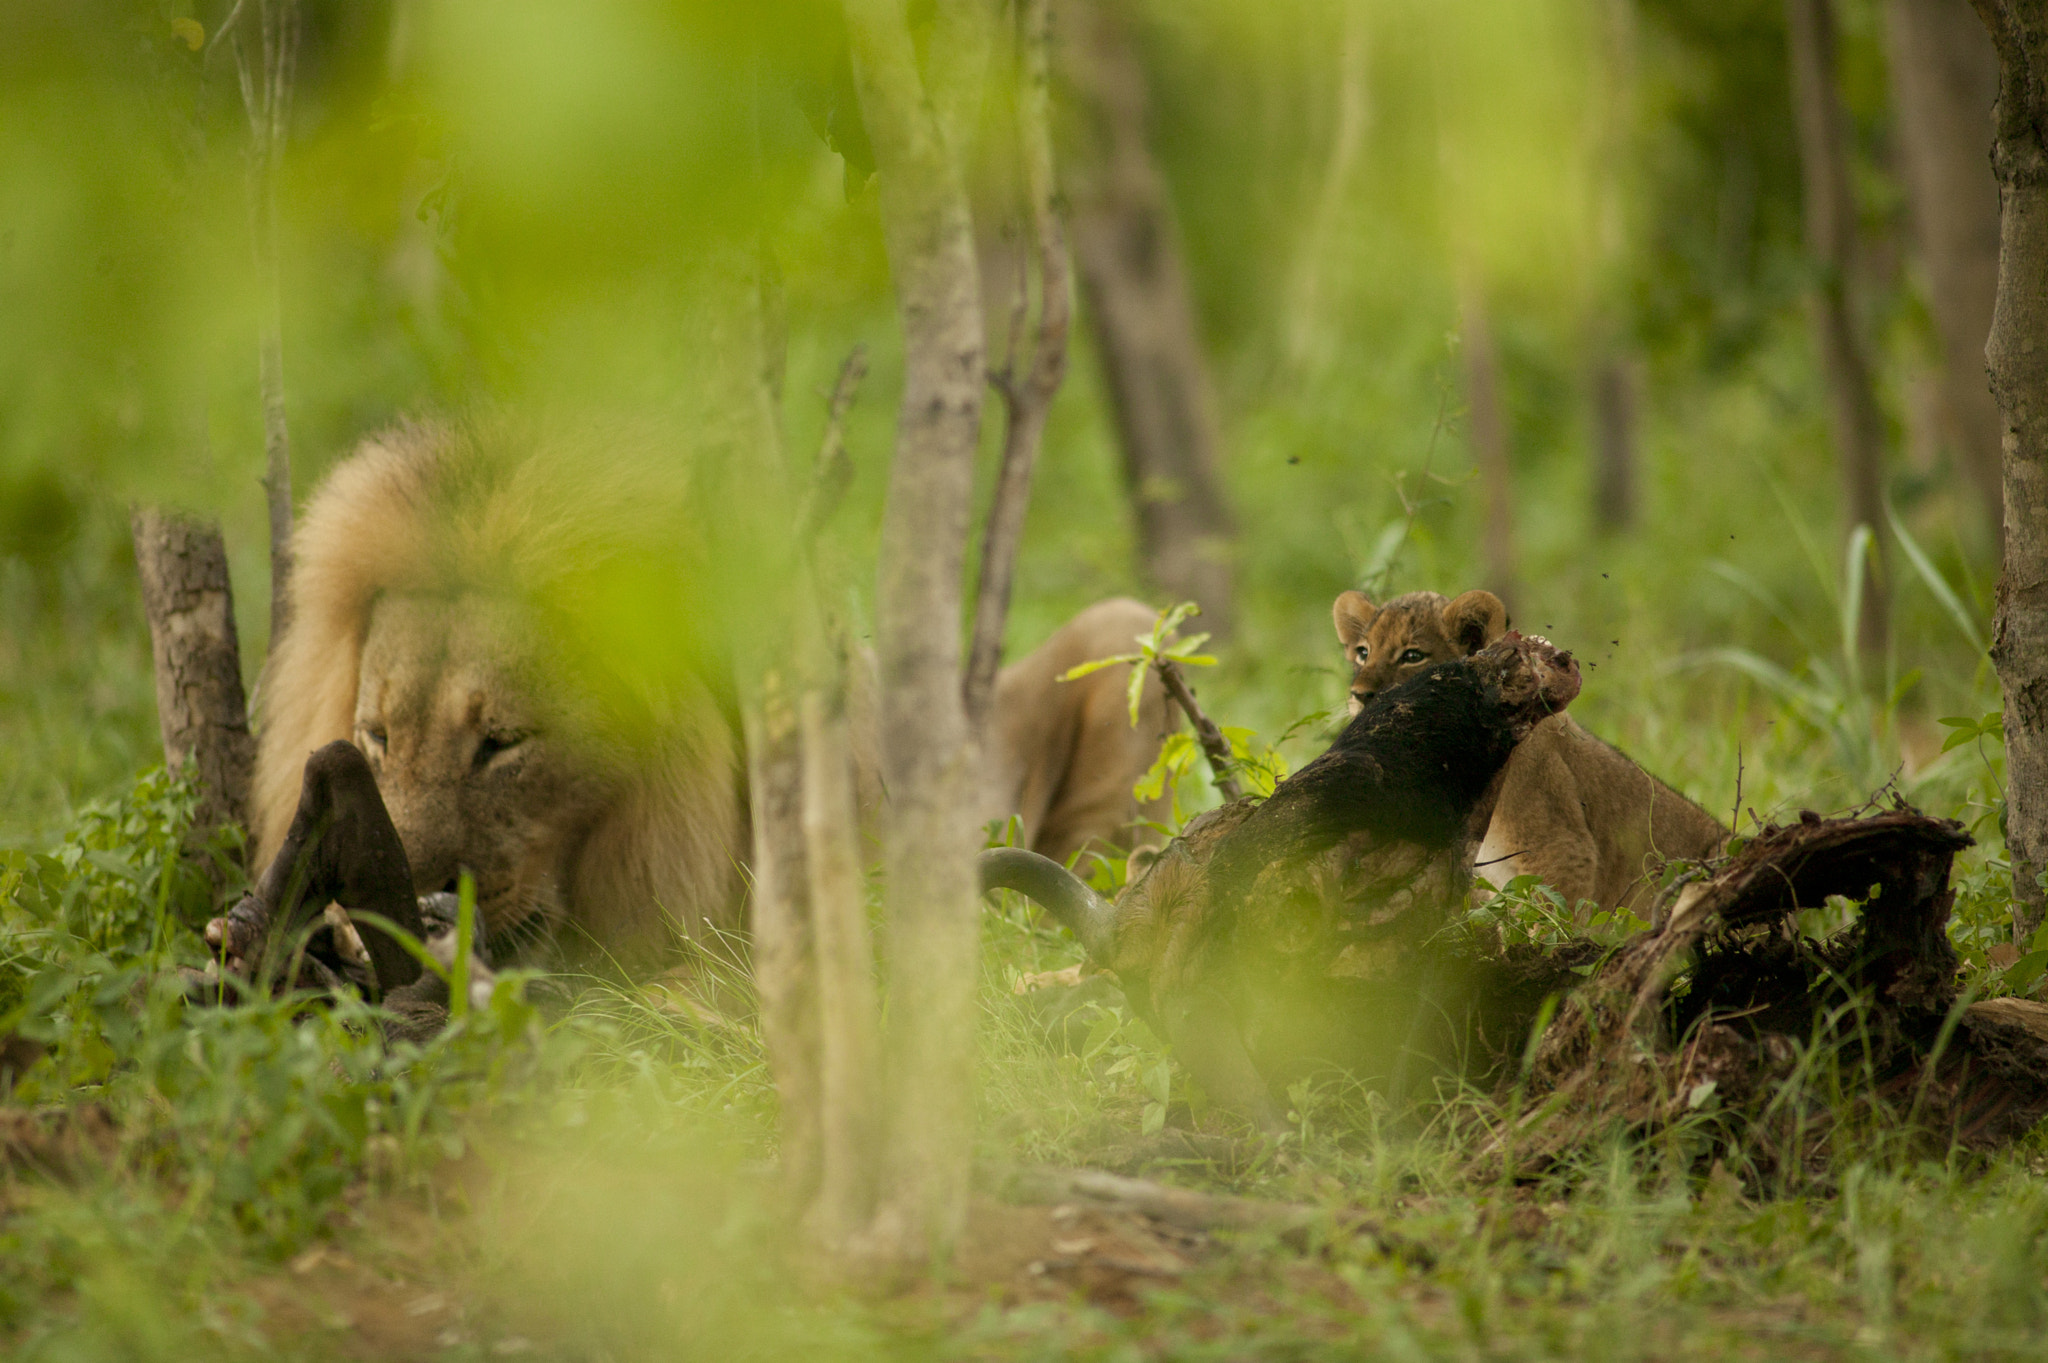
[1886, 503, 1986, 654]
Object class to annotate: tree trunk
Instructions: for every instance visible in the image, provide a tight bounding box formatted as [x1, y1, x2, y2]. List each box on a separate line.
[1591, 352, 1638, 532]
[1887, 0, 2006, 549]
[231, 0, 300, 649]
[130, 508, 255, 871]
[800, 685, 883, 1244]
[1969, 0, 2048, 939]
[965, 0, 1072, 737]
[1055, 0, 1236, 633]
[844, 0, 991, 1263]
[742, 677, 824, 1214]
[1283, 5, 1370, 371]
[1459, 285, 1519, 610]
[1787, 0, 1891, 658]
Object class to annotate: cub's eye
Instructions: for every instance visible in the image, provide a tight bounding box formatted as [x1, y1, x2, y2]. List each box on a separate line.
[1399, 648, 1427, 665]
[1353, 645, 1369, 662]
[361, 725, 388, 750]
[473, 731, 529, 769]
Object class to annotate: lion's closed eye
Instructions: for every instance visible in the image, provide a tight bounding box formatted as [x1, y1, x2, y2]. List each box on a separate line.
[473, 731, 530, 770]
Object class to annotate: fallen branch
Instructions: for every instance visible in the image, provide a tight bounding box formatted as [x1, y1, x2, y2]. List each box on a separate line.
[1154, 657, 1241, 801]
[1483, 807, 2048, 1176]
[991, 1164, 1316, 1235]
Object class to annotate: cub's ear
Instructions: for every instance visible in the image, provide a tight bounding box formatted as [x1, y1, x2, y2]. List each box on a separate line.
[1442, 589, 1509, 655]
[1332, 591, 1377, 650]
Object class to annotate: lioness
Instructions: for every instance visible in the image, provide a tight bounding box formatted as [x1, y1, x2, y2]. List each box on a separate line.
[1332, 588, 1727, 915]
[251, 419, 1175, 975]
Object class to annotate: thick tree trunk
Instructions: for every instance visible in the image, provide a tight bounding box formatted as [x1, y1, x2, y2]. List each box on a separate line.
[844, 0, 991, 1262]
[1787, 0, 1892, 657]
[1459, 285, 1519, 609]
[1888, 0, 2007, 548]
[1055, 0, 1236, 633]
[130, 508, 255, 866]
[1969, 0, 2048, 939]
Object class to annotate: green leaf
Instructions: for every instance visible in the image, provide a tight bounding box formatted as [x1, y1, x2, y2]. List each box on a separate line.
[1059, 652, 1143, 682]
[2005, 950, 2048, 998]
[1127, 658, 1148, 727]
[1141, 1101, 1166, 1136]
[1144, 1059, 1172, 1106]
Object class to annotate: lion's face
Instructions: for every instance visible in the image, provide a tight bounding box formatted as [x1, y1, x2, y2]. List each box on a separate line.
[353, 592, 620, 948]
[1332, 588, 1510, 715]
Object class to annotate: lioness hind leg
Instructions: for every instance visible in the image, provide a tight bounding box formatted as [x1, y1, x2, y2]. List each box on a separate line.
[993, 598, 1179, 865]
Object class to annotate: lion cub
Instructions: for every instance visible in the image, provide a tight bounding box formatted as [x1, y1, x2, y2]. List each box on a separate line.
[1332, 588, 1727, 916]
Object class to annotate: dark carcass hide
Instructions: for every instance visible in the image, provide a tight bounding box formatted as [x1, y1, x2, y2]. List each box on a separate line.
[983, 634, 1583, 1127]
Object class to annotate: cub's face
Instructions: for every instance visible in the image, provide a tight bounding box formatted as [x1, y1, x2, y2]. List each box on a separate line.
[1332, 588, 1510, 715]
[354, 592, 619, 947]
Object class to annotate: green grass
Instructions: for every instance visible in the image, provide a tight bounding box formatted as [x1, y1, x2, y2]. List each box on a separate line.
[0, 739, 2041, 1360]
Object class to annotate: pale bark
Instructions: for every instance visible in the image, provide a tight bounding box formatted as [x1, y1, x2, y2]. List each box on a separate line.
[966, 0, 1072, 736]
[228, 0, 300, 647]
[800, 687, 882, 1243]
[1787, 0, 1891, 657]
[743, 680, 823, 1212]
[1969, 0, 2048, 938]
[844, 0, 991, 1261]
[1459, 286, 1519, 610]
[1887, 0, 2006, 547]
[130, 508, 255, 867]
[1056, 0, 1236, 633]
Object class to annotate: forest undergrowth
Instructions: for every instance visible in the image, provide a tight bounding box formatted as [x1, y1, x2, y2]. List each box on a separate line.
[0, 610, 2040, 1360]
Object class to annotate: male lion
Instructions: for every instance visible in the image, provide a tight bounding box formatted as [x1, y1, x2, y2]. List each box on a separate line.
[1332, 588, 1727, 916]
[251, 419, 1174, 976]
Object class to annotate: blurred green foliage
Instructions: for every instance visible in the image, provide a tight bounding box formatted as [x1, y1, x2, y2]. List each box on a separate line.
[0, 2, 2038, 1352]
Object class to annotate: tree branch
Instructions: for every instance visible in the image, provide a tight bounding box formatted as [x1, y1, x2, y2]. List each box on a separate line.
[1154, 658, 1242, 801]
[798, 346, 870, 541]
[964, 0, 1072, 735]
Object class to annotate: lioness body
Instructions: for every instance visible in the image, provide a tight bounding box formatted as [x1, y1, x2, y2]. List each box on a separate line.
[1333, 589, 1727, 915]
[252, 420, 1173, 971]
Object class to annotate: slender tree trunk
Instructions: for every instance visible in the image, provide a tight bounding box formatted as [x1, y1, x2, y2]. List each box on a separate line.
[1283, 6, 1370, 371]
[130, 508, 255, 874]
[1787, 0, 1891, 657]
[1459, 285, 1519, 610]
[800, 685, 882, 1244]
[1591, 353, 1638, 532]
[844, 0, 991, 1263]
[1055, 0, 1236, 633]
[1589, 0, 1640, 535]
[966, 0, 1071, 736]
[742, 678, 823, 1211]
[1887, 0, 2006, 550]
[230, 0, 300, 648]
[1969, 0, 2048, 939]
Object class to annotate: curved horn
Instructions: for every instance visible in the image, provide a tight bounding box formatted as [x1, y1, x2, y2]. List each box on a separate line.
[978, 848, 1118, 961]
